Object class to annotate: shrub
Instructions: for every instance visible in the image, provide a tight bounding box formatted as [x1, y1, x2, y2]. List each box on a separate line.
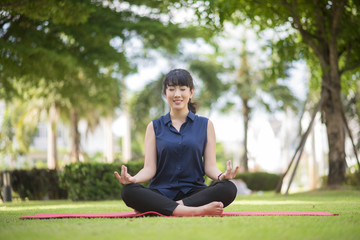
[0, 169, 67, 200]
[345, 171, 360, 188]
[59, 161, 146, 201]
[321, 172, 360, 188]
[235, 172, 281, 191]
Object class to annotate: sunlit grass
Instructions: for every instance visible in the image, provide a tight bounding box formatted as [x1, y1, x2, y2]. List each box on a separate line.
[233, 200, 322, 205]
[1, 189, 359, 240]
[0, 203, 97, 211]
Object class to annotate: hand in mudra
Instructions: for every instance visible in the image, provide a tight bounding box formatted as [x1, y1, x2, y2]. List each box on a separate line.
[221, 160, 239, 180]
[114, 165, 135, 185]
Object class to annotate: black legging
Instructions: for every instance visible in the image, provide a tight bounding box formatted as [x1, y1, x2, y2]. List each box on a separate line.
[121, 180, 237, 216]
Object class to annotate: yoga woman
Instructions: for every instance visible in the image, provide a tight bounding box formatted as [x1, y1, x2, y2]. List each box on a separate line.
[114, 68, 239, 216]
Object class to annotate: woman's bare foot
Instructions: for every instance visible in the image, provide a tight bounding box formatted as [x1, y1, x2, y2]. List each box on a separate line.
[172, 201, 224, 216]
[197, 202, 224, 216]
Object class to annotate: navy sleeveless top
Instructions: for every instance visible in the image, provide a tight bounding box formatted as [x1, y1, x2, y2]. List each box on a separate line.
[149, 111, 208, 200]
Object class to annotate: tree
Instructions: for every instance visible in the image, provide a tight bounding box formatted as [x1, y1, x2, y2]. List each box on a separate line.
[1, 0, 206, 99]
[1, 0, 207, 167]
[216, 27, 298, 172]
[0, 97, 45, 169]
[0, 107, 18, 169]
[209, 0, 360, 186]
[0, 0, 92, 100]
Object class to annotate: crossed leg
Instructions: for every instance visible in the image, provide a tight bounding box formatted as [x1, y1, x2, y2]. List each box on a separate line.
[121, 180, 236, 216]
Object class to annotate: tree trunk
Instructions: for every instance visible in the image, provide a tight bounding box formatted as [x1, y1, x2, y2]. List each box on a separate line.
[47, 104, 58, 169]
[284, 0, 347, 187]
[322, 73, 346, 186]
[241, 99, 250, 172]
[323, 23, 346, 185]
[70, 108, 80, 162]
[122, 109, 132, 163]
[121, 83, 132, 163]
[104, 115, 113, 163]
[275, 95, 323, 194]
[309, 129, 317, 189]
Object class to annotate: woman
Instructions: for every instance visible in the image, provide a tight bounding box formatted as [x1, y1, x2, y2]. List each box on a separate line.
[114, 69, 239, 216]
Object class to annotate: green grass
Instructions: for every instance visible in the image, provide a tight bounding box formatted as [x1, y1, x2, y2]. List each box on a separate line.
[1, 189, 359, 240]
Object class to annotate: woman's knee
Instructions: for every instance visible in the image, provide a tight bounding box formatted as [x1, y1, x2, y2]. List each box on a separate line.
[121, 183, 142, 202]
[223, 180, 237, 197]
[214, 180, 237, 206]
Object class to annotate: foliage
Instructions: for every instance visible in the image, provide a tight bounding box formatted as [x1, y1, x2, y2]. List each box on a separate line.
[190, 26, 300, 171]
[215, 142, 232, 168]
[1, 0, 206, 165]
[59, 161, 145, 201]
[129, 76, 165, 136]
[189, 57, 228, 111]
[321, 172, 360, 189]
[345, 172, 360, 188]
[235, 171, 281, 191]
[128, 76, 165, 159]
[0, 169, 67, 201]
[0, 107, 18, 162]
[209, 25, 300, 114]
[0, 0, 205, 99]
[87, 152, 106, 163]
[0, 100, 42, 159]
[0, 0, 92, 25]
[204, 0, 360, 185]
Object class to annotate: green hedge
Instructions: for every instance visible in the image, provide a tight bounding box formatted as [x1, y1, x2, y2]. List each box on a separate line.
[345, 172, 360, 188]
[1, 169, 67, 200]
[2, 164, 282, 201]
[235, 172, 281, 191]
[0, 161, 145, 201]
[59, 161, 145, 201]
[321, 172, 360, 188]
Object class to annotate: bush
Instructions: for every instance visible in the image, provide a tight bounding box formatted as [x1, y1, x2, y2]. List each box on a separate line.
[321, 172, 360, 188]
[235, 172, 281, 191]
[0, 169, 67, 200]
[345, 171, 360, 188]
[59, 161, 146, 201]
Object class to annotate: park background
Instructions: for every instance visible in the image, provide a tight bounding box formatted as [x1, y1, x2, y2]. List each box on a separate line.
[0, 0, 359, 200]
[1, 1, 360, 240]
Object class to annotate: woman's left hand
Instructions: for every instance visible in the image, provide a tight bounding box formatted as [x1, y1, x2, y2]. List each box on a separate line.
[220, 160, 239, 180]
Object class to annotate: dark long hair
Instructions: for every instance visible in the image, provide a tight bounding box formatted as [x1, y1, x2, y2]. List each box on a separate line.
[162, 69, 197, 113]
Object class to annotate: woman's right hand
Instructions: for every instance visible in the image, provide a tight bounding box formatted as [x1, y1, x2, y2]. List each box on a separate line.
[114, 165, 136, 185]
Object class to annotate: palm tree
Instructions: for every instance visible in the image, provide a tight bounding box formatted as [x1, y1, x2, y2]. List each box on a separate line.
[0, 97, 45, 169]
[234, 37, 299, 172]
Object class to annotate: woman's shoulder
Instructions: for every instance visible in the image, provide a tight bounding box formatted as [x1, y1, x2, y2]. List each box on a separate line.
[146, 121, 154, 128]
[151, 113, 170, 132]
[152, 113, 169, 124]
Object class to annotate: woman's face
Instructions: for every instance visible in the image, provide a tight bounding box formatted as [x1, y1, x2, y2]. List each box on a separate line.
[165, 85, 194, 112]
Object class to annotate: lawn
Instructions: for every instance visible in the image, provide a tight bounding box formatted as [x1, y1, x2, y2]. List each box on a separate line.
[1, 189, 359, 240]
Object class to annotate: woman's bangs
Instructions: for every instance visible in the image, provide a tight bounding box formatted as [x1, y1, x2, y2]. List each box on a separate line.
[165, 75, 190, 88]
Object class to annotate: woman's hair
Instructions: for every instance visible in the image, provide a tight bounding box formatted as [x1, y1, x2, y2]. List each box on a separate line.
[162, 69, 197, 113]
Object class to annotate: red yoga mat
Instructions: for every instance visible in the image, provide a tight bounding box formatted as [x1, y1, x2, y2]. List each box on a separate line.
[20, 211, 338, 219]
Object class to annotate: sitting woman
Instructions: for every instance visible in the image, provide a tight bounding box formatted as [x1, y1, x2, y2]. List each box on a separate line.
[114, 68, 239, 216]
